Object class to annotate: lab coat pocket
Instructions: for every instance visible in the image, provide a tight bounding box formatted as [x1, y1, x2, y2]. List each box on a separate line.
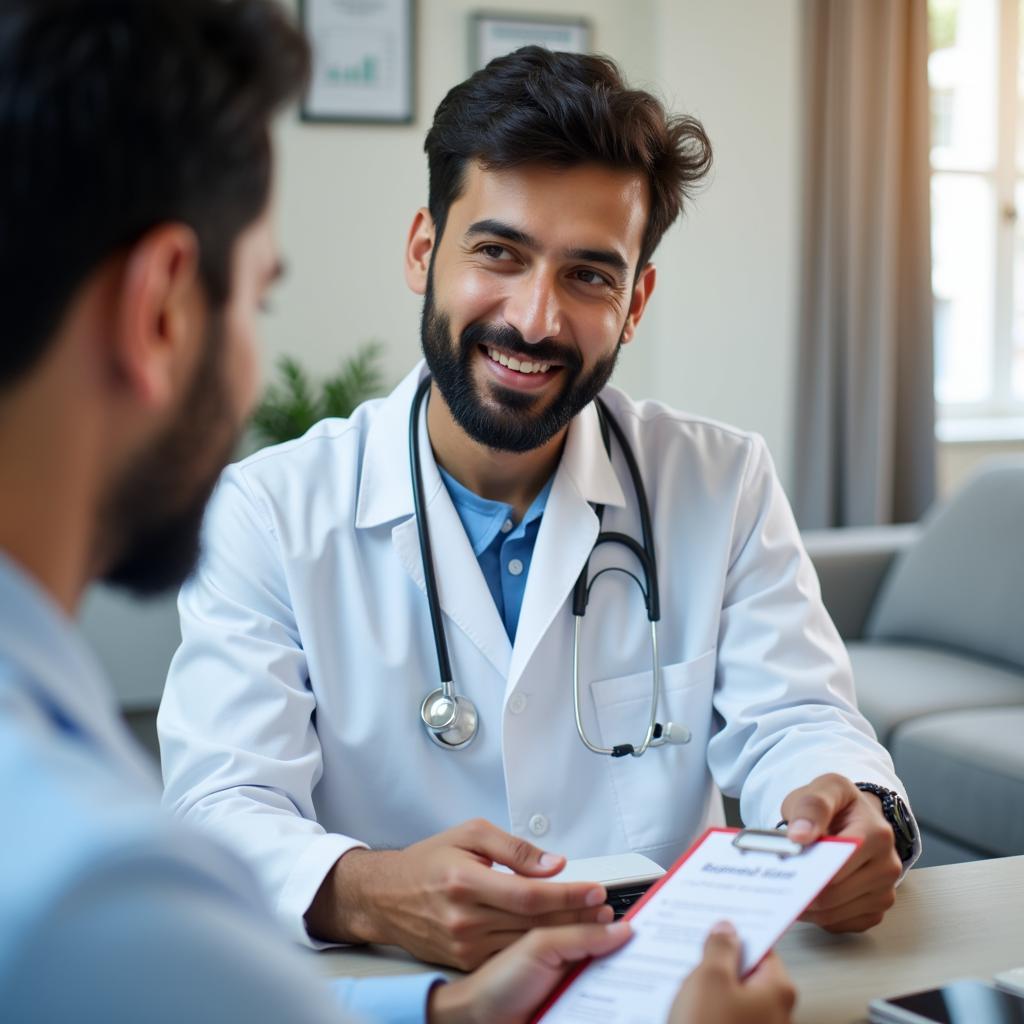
[589, 649, 717, 852]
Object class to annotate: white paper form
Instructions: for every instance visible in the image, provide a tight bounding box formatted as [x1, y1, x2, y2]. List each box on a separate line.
[535, 828, 857, 1024]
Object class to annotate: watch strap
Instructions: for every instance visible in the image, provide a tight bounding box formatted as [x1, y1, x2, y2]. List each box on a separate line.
[854, 782, 917, 863]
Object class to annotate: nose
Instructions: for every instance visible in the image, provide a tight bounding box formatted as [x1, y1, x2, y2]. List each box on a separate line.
[502, 269, 562, 344]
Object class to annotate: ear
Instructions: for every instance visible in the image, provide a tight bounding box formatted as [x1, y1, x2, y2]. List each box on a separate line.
[404, 207, 436, 296]
[113, 224, 202, 410]
[620, 263, 657, 345]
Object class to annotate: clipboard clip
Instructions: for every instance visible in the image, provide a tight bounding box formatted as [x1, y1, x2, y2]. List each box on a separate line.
[731, 828, 805, 859]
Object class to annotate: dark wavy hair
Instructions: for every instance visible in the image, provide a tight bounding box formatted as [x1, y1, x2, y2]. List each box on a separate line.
[0, 0, 309, 390]
[424, 46, 713, 271]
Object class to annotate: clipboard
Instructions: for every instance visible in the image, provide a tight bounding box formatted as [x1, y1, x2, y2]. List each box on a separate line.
[533, 827, 860, 1023]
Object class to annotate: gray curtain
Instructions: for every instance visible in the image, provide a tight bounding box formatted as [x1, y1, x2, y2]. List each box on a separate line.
[795, 0, 936, 528]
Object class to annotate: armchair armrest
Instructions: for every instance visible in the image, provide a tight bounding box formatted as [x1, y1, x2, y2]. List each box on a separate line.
[801, 525, 921, 640]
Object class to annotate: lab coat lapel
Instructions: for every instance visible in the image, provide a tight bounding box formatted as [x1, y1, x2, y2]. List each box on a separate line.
[369, 365, 511, 679]
[391, 507, 513, 681]
[506, 400, 627, 692]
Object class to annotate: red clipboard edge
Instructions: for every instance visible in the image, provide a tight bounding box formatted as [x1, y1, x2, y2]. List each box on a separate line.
[530, 827, 861, 1022]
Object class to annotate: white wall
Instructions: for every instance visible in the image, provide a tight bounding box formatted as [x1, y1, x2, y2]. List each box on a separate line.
[266, 0, 804, 488]
[648, 0, 802, 489]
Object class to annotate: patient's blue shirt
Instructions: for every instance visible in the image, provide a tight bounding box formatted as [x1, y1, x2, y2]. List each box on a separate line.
[0, 553, 442, 1023]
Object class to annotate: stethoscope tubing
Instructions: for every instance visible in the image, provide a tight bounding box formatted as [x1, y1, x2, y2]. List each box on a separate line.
[410, 373, 667, 755]
[409, 377, 457, 720]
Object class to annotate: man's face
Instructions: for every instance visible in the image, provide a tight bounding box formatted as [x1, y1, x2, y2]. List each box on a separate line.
[103, 211, 280, 595]
[419, 161, 650, 453]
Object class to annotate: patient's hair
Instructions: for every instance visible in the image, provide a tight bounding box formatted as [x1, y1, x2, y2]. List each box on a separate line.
[0, 0, 309, 390]
[424, 46, 713, 271]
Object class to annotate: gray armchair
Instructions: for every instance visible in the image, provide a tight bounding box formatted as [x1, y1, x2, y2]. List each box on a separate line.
[803, 459, 1024, 867]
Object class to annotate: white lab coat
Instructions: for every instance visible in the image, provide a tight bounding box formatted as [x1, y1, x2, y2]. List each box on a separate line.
[159, 362, 916, 946]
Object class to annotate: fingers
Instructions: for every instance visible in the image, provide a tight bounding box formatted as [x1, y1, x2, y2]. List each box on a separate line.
[457, 859, 606, 917]
[745, 953, 798, 1016]
[494, 904, 616, 932]
[802, 833, 899, 927]
[801, 792, 902, 932]
[453, 919, 630, 972]
[806, 852, 901, 915]
[746, 951, 789, 987]
[449, 908, 614, 968]
[780, 773, 859, 845]
[697, 920, 742, 977]
[819, 909, 890, 934]
[454, 818, 566, 877]
[802, 881, 896, 931]
[519, 920, 634, 970]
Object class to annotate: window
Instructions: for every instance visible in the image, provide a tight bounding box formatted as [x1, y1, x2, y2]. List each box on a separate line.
[929, 0, 1024, 437]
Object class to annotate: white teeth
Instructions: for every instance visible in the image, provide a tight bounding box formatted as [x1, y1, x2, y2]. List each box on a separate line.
[486, 347, 552, 375]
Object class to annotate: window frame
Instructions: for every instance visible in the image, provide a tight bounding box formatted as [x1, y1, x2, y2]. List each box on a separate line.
[932, 0, 1024, 437]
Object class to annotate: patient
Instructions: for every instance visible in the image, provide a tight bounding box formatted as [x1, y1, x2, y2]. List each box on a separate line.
[0, 1, 794, 1021]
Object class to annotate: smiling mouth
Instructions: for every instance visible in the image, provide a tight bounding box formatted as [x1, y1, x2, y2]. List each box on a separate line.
[483, 345, 556, 375]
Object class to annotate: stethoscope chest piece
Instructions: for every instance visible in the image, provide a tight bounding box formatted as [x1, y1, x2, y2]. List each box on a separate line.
[420, 688, 479, 750]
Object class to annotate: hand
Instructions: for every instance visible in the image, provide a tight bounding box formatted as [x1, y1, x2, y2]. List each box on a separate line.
[429, 921, 633, 1024]
[305, 819, 612, 969]
[669, 921, 796, 1024]
[781, 773, 903, 933]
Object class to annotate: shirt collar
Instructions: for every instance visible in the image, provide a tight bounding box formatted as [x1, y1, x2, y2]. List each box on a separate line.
[0, 552, 161, 789]
[355, 359, 626, 530]
[438, 467, 554, 557]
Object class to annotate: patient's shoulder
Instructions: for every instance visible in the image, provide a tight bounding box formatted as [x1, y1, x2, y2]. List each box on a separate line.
[0, 689, 265, 977]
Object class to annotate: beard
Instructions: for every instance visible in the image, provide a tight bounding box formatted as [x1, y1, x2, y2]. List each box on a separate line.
[100, 313, 240, 597]
[419, 272, 622, 454]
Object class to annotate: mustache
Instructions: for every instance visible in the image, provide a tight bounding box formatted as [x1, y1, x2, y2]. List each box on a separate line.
[460, 321, 582, 372]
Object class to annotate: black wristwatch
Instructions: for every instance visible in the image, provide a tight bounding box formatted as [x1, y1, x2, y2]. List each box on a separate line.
[855, 782, 917, 863]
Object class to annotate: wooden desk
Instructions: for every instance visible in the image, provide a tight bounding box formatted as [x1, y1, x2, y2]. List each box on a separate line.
[314, 856, 1024, 1024]
[778, 855, 1024, 1023]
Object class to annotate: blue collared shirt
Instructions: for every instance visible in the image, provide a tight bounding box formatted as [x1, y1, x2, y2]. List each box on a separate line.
[438, 468, 553, 641]
[0, 552, 442, 1023]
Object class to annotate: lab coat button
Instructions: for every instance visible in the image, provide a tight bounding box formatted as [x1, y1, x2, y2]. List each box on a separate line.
[508, 693, 527, 714]
[500, 518, 513, 533]
[529, 814, 549, 836]
[507, 558, 524, 576]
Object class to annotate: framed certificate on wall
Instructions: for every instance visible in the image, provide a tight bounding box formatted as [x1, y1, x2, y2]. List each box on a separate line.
[470, 12, 591, 71]
[300, 0, 415, 124]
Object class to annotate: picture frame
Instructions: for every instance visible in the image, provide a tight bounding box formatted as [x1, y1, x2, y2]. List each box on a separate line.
[470, 11, 591, 71]
[300, 0, 415, 124]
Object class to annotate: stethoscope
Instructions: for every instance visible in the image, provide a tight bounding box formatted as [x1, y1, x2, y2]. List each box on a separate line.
[410, 374, 691, 756]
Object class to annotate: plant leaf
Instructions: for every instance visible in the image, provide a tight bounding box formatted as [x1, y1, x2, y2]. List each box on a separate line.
[250, 345, 387, 446]
[321, 340, 386, 420]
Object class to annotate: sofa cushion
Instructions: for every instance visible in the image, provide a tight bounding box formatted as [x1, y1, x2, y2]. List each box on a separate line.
[891, 707, 1024, 857]
[867, 460, 1024, 672]
[848, 641, 1024, 745]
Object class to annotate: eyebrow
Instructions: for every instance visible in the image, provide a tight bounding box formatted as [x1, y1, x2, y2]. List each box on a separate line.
[465, 219, 630, 281]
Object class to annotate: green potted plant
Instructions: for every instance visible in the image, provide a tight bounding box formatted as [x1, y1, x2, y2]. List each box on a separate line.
[251, 341, 387, 446]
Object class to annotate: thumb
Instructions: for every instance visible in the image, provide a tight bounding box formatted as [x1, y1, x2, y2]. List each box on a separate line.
[779, 773, 853, 845]
[698, 920, 742, 976]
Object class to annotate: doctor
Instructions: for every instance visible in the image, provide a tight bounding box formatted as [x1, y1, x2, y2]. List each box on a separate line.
[159, 46, 920, 970]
